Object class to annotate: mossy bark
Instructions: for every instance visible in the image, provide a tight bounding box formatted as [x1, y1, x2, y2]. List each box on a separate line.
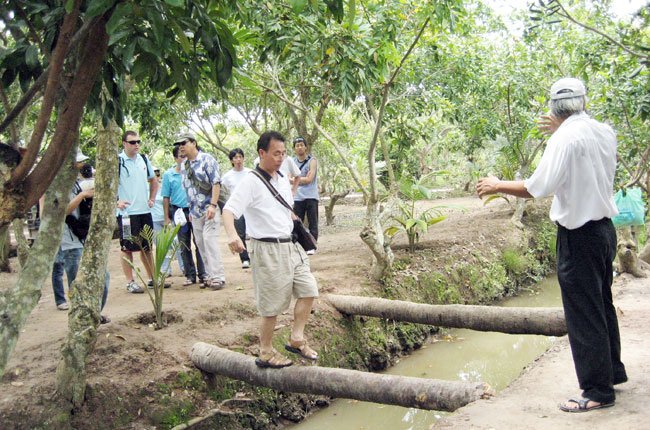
[56, 118, 119, 408]
[0, 224, 10, 272]
[191, 343, 490, 412]
[360, 202, 394, 280]
[11, 218, 29, 267]
[327, 294, 567, 336]
[0, 152, 77, 378]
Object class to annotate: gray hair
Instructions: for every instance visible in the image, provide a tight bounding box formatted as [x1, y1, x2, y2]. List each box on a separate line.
[549, 95, 586, 119]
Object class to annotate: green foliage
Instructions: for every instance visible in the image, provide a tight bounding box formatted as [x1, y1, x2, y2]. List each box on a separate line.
[501, 248, 529, 275]
[124, 223, 180, 329]
[153, 399, 195, 429]
[385, 174, 448, 252]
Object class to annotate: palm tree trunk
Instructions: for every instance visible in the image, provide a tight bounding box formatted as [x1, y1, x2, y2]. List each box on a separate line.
[327, 295, 567, 336]
[190, 343, 490, 411]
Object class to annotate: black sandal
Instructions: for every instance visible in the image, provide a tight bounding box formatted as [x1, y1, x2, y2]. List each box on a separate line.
[559, 398, 615, 413]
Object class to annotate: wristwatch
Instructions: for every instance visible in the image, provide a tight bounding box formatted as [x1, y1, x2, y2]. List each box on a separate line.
[208, 203, 217, 208]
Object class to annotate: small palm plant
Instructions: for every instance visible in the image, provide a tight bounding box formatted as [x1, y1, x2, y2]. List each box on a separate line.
[385, 174, 448, 253]
[124, 224, 180, 329]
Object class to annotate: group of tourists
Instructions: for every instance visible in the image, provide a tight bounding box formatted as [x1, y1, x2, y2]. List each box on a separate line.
[50, 77, 628, 412]
[51, 129, 321, 367]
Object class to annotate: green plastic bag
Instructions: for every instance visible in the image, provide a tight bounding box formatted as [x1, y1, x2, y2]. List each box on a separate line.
[612, 187, 646, 227]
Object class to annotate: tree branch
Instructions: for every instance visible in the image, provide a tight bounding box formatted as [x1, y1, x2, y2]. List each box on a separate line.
[552, 0, 648, 60]
[0, 15, 95, 136]
[22, 14, 110, 209]
[8, 0, 82, 187]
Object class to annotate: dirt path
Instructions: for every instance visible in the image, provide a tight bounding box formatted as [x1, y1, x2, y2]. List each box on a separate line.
[437, 273, 650, 429]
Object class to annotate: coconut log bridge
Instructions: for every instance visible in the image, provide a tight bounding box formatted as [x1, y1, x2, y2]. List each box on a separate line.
[191, 343, 491, 411]
[327, 294, 567, 336]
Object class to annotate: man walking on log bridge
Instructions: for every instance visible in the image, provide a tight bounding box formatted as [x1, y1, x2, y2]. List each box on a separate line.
[477, 77, 627, 413]
[223, 130, 319, 369]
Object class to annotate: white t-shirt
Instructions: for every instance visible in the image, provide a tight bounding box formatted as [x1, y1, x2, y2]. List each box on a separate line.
[253, 156, 300, 177]
[221, 167, 252, 193]
[524, 112, 618, 229]
[224, 170, 294, 238]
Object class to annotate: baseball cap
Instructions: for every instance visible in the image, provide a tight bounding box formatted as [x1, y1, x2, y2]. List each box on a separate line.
[550, 78, 586, 100]
[174, 132, 196, 145]
[293, 136, 306, 144]
[76, 149, 89, 163]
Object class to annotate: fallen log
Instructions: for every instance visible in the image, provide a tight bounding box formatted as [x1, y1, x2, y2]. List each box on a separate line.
[327, 294, 567, 337]
[190, 342, 490, 411]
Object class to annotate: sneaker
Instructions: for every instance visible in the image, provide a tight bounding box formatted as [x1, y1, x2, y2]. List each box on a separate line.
[100, 315, 111, 324]
[242, 260, 250, 269]
[57, 302, 69, 311]
[208, 280, 226, 291]
[126, 281, 144, 294]
[306, 249, 316, 255]
[147, 279, 171, 289]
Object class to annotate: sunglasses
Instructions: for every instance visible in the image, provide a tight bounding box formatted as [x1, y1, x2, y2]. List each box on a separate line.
[126, 139, 141, 145]
[175, 140, 189, 146]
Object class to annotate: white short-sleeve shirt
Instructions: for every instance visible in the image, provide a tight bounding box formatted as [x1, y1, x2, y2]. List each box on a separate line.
[524, 112, 618, 229]
[224, 170, 294, 238]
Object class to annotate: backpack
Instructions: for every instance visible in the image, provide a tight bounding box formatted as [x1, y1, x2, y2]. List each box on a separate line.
[118, 153, 150, 178]
[65, 182, 93, 241]
[184, 158, 229, 212]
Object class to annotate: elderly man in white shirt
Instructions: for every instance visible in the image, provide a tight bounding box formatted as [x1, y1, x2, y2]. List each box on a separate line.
[223, 131, 319, 369]
[477, 78, 626, 413]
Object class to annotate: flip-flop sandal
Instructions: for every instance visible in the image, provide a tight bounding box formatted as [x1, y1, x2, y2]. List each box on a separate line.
[285, 340, 318, 361]
[559, 398, 615, 413]
[255, 349, 293, 369]
[183, 279, 195, 286]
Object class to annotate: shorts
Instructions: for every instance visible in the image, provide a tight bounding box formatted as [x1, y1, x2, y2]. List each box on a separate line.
[250, 239, 318, 317]
[117, 213, 153, 252]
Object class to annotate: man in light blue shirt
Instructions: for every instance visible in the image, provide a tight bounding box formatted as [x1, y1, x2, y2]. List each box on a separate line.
[162, 145, 206, 285]
[116, 130, 157, 294]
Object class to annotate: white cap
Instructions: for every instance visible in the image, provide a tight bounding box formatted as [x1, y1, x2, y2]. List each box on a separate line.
[76, 149, 89, 163]
[550, 78, 586, 100]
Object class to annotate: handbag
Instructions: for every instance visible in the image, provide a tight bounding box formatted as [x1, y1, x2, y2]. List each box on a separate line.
[251, 169, 317, 252]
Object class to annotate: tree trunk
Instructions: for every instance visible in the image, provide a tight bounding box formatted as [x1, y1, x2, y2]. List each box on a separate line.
[510, 197, 526, 229]
[190, 343, 490, 412]
[0, 225, 10, 272]
[324, 190, 349, 226]
[327, 294, 567, 336]
[11, 218, 29, 268]
[0, 154, 78, 378]
[55, 118, 119, 408]
[616, 227, 647, 277]
[360, 203, 394, 280]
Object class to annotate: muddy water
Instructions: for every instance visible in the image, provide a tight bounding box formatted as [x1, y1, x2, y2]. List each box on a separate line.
[292, 276, 562, 430]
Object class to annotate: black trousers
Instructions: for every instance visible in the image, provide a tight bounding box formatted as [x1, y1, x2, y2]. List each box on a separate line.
[234, 215, 250, 262]
[294, 199, 319, 241]
[557, 218, 627, 403]
[171, 206, 206, 281]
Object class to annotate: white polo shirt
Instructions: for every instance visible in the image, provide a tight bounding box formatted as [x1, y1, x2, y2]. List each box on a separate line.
[524, 112, 618, 230]
[224, 170, 294, 239]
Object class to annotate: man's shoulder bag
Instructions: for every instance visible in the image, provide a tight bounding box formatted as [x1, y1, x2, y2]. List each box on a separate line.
[251, 169, 317, 252]
[184, 159, 229, 212]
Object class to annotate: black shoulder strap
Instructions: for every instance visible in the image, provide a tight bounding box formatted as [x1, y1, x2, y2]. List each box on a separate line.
[297, 155, 311, 171]
[73, 181, 82, 195]
[251, 169, 295, 214]
[140, 153, 150, 172]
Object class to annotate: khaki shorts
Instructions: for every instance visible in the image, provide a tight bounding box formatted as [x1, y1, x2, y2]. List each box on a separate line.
[250, 240, 318, 317]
